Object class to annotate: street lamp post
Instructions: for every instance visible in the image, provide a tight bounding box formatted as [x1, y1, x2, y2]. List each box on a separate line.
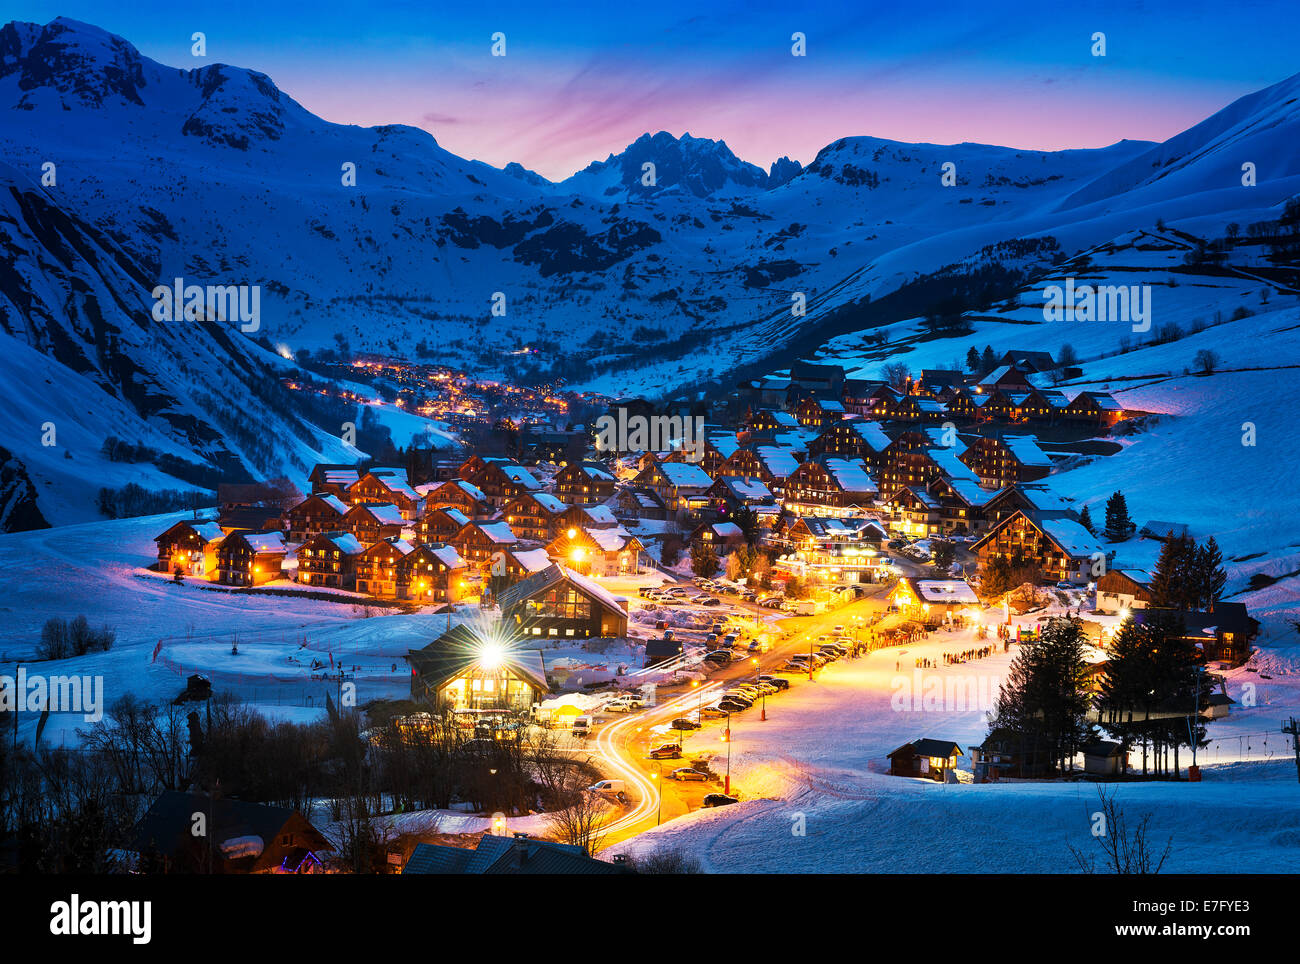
[751, 657, 766, 721]
[653, 764, 663, 826]
[721, 712, 732, 796]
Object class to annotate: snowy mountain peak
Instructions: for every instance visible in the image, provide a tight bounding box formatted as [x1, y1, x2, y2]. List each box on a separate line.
[1, 17, 150, 110]
[562, 129, 785, 198]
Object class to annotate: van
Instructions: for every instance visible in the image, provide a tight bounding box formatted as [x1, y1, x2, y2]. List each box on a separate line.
[588, 779, 626, 795]
[571, 716, 593, 736]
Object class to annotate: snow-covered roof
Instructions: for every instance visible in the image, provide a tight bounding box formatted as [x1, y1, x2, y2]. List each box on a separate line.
[315, 494, 348, 516]
[428, 544, 467, 569]
[508, 547, 553, 572]
[823, 457, 876, 493]
[756, 446, 799, 478]
[318, 532, 365, 555]
[242, 532, 287, 553]
[849, 421, 891, 452]
[715, 476, 773, 501]
[585, 525, 637, 552]
[500, 464, 543, 489]
[927, 447, 976, 481]
[475, 521, 518, 544]
[978, 364, 1015, 386]
[1041, 518, 1104, 558]
[658, 462, 713, 488]
[191, 521, 226, 542]
[356, 503, 406, 526]
[943, 478, 995, 507]
[913, 579, 980, 605]
[1001, 435, 1053, 467]
[711, 522, 743, 538]
[531, 492, 568, 513]
[430, 506, 470, 527]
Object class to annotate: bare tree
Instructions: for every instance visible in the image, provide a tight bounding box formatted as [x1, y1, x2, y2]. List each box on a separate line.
[1069, 786, 1173, 874]
[546, 772, 611, 857]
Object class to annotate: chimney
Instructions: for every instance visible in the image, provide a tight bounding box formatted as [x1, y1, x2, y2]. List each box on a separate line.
[512, 831, 529, 869]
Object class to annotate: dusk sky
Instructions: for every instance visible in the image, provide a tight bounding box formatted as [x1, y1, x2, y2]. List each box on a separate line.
[15, 1, 1300, 180]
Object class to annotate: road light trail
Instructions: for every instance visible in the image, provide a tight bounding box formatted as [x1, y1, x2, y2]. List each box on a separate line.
[595, 679, 726, 844]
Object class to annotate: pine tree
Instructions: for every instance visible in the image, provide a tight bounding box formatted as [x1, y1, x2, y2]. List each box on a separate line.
[1078, 505, 1095, 535]
[1149, 533, 1194, 609]
[965, 346, 981, 372]
[980, 345, 997, 374]
[991, 618, 1093, 773]
[690, 539, 719, 578]
[1192, 536, 1226, 610]
[732, 505, 761, 547]
[1103, 491, 1133, 541]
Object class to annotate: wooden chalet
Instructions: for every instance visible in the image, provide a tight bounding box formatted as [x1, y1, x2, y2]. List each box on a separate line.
[942, 388, 978, 421]
[460, 457, 543, 509]
[783, 456, 878, 517]
[347, 470, 420, 520]
[972, 510, 1108, 586]
[1131, 603, 1259, 666]
[490, 546, 555, 585]
[408, 624, 549, 711]
[284, 493, 349, 542]
[886, 394, 947, 423]
[981, 483, 1076, 527]
[807, 419, 891, 467]
[632, 460, 713, 512]
[887, 739, 963, 781]
[1011, 387, 1054, 421]
[685, 521, 747, 555]
[613, 486, 669, 523]
[296, 531, 365, 591]
[743, 408, 800, 435]
[397, 543, 468, 603]
[216, 531, 287, 587]
[553, 461, 616, 505]
[795, 396, 845, 431]
[341, 502, 407, 546]
[421, 478, 489, 519]
[356, 537, 415, 598]
[971, 727, 1053, 780]
[415, 505, 471, 545]
[131, 791, 331, 874]
[502, 491, 569, 542]
[1064, 391, 1124, 426]
[927, 475, 995, 536]
[975, 363, 1032, 395]
[959, 435, 1053, 487]
[308, 464, 361, 499]
[546, 525, 645, 577]
[498, 563, 629, 639]
[451, 520, 519, 569]
[885, 486, 943, 538]
[1095, 569, 1154, 613]
[154, 520, 226, 577]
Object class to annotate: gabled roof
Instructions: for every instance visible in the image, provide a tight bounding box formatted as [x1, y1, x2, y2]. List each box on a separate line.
[822, 457, 876, 494]
[888, 739, 963, 759]
[408, 625, 548, 692]
[404, 834, 619, 875]
[656, 462, 713, 488]
[237, 531, 288, 554]
[497, 564, 628, 619]
[131, 791, 330, 865]
[348, 502, 407, 527]
[1000, 435, 1054, 468]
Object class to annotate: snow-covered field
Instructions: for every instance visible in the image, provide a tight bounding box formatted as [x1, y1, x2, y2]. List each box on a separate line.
[621, 619, 1300, 873]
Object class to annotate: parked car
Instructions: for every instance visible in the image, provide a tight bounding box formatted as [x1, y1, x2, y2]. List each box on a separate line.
[758, 675, 790, 691]
[704, 650, 732, 664]
[649, 743, 682, 760]
[700, 704, 729, 719]
[672, 768, 709, 782]
[699, 597, 722, 607]
[670, 717, 701, 731]
[703, 793, 739, 808]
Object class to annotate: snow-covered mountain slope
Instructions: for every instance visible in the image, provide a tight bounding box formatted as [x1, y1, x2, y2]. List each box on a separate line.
[0, 161, 362, 526]
[4, 15, 1300, 524]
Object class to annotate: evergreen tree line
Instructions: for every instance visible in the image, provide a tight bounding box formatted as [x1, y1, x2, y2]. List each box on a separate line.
[990, 614, 1210, 778]
[1148, 533, 1226, 611]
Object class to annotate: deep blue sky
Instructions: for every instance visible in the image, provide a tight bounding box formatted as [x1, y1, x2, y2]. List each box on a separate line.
[12, 1, 1300, 178]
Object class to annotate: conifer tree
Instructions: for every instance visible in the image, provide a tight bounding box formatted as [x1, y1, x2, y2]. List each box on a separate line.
[1192, 536, 1226, 610]
[1103, 490, 1134, 541]
[965, 346, 981, 372]
[980, 345, 997, 374]
[1078, 504, 1095, 535]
